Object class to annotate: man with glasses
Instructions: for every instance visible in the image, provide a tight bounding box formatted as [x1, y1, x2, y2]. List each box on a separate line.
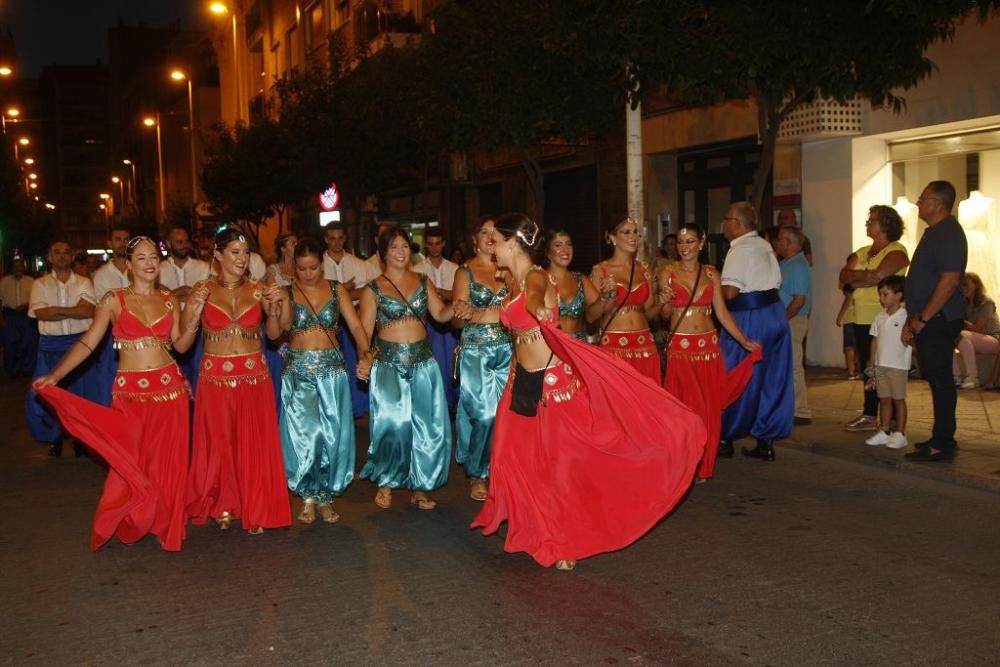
[902, 181, 968, 461]
[717, 202, 793, 462]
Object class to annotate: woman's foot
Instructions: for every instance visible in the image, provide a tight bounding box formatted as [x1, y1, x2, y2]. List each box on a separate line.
[410, 492, 437, 510]
[298, 500, 316, 524]
[470, 478, 489, 501]
[318, 504, 340, 524]
[217, 511, 233, 530]
[374, 487, 392, 509]
[555, 560, 577, 571]
[694, 477, 709, 485]
[248, 526, 264, 535]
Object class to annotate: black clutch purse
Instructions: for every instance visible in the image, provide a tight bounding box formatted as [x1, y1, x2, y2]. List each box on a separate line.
[510, 363, 545, 417]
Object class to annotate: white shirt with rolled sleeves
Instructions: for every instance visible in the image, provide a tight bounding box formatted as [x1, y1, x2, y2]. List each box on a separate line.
[159, 256, 211, 292]
[28, 272, 96, 336]
[721, 231, 783, 293]
[323, 251, 376, 287]
[0, 274, 34, 310]
[92, 260, 130, 301]
[413, 257, 459, 292]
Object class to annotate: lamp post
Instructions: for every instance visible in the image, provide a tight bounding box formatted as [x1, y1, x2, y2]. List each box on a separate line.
[143, 115, 167, 219]
[170, 70, 199, 209]
[123, 159, 137, 206]
[209, 2, 243, 123]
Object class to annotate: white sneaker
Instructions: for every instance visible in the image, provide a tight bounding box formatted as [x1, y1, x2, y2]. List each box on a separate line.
[886, 432, 908, 449]
[959, 378, 979, 389]
[865, 431, 891, 446]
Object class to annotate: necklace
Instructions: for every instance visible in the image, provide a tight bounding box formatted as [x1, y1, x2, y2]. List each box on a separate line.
[217, 276, 245, 289]
[216, 276, 244, 318]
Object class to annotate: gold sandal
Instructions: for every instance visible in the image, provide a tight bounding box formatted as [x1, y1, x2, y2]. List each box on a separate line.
[469, 478, 489, 502]
[410, 492, 437, 510]
[217, 511, 232, 530]
[374, 488, 392, 509]
[298, 500, 316, 524]
[318, 504, 340, 524]
[555, 560, 576, 571]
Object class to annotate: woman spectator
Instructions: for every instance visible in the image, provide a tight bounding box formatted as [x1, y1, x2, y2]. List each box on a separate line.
[838, 206, 909, 431]
[267, 233, 297, 287]
[184, 225, 291, 534]
[544, 230, 602, 341]
[591, 218, 661, 383]
[953, 272, 1000, 389]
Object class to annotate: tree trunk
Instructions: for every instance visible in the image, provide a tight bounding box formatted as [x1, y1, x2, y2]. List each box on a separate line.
[751, 95, 780, 214]
[518, 149, 545, 227]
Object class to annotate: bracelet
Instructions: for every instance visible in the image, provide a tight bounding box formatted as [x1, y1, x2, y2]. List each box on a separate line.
[76, 339, 94, 352]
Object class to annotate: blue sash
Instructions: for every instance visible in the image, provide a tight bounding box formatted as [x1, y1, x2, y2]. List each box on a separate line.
[726, 289, 780, 312]
[26, 333, 102, 443]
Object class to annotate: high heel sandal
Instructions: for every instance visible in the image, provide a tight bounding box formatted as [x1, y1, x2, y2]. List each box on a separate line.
[217, 511, 232, 530]
[318, 504, 340, 524]
[298, 500, 316, 524]
[469, 478, 488, 502]
[555, 560, 577, 571]
[410, 493, 437, 510]
[374, 488, 392, 509]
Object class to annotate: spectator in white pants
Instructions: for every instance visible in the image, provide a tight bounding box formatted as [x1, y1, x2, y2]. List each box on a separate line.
[777, 225, 812, 424]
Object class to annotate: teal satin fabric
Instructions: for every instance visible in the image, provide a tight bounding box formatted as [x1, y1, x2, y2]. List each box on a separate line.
[456, 323, 511, 479]
[280, 347, 355, 504]
[361, 339, 451, 490]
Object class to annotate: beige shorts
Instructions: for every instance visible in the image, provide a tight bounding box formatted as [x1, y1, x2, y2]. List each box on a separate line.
[875, 366, 908, 400]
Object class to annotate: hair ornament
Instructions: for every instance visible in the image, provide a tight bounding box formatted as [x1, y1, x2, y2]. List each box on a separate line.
[126, 235, 155, 252]
[515, 225, 538, 248]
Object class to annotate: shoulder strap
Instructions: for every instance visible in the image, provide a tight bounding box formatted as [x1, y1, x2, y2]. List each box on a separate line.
[598, 260, 636, 340]
[382, 274, 425, 321]
[293, 281, 340, 349]
[664, 264, 702, 351]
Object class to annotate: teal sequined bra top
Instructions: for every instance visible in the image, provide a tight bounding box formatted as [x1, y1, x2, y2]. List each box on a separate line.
[461, 266, 509, 346]
[464, 266, 508, 309]
[288, 281, 340, 338]
[370, 275, 428, 328]
[559, 272, 586, 321]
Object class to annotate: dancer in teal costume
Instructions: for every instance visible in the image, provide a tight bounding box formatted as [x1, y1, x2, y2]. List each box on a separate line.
[545, 230, 603, 342]
[357, 228, 471, 510]
[267, 239, 371, 525]
[450, 217, 512, 500]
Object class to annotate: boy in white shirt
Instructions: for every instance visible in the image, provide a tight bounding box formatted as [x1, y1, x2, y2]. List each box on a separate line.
[865, 275, 912, 449]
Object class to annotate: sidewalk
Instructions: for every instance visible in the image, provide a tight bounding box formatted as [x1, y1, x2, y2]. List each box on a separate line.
[780, 367, 1000, 493]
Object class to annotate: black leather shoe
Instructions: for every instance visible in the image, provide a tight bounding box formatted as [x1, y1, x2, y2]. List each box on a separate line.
[48, 438, 63, 457]
[717, 439, 734, 458]
[904, 447, 955, 462]
[742, 439, 775, 461]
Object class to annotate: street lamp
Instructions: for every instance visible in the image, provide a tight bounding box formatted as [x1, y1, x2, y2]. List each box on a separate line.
[111, 175, 125, 208]
[169, 69, 199, 207]
[44, 203, 56, 210]
[6, 107, 19, 117]
[123, 159, 137, 206]
[23, 158, 34, 165]
[208, 2, 243, 123]
[142, 115, 166, 219]
[28, 173, 37, 180]
[0, 66, 12, 77]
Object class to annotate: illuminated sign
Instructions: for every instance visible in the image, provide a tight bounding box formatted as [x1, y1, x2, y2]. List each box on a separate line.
[319, 183, 340, 211]
[319, 211, 341, 227]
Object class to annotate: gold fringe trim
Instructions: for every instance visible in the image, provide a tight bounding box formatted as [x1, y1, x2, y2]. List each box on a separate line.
[290, 325, 339, 339]
[380, 316, 423, 329]
[202, 325, 261, 343]
[113, 387, 190, 403]
[616, 304, 645, 313]
[114, 337, 172, 351]
[514, 327, 543, 345]
[200, 373, 271, 389]
[542, 375, 582, 405]
[604, 347, 656, 360]
[668, 350, 722, 362]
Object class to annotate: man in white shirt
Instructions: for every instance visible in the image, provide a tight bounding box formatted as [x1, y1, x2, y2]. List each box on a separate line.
[159, 225, 210, 303]
[26, 241, 100, 455]
[90, 226, 131, 407]
[414, 228, 460, 406]
[718, 202, 794, 461]
[0, 257, 38, 377]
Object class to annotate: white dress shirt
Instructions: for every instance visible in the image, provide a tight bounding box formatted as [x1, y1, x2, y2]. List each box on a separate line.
[266, 263, 294, 287]
[249, 253, 267, 281]
[92, 259, 131, 300]
[28, 272, 96, 336]
[324, 251, 377, 287]
[0, 274, 34, 310]
[159, 256, 211, 291]
[413, 257, 459, 291]
[721, 231, 783, 293]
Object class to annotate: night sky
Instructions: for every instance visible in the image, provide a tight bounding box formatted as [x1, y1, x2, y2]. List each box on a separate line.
[2, 0, 203, 76]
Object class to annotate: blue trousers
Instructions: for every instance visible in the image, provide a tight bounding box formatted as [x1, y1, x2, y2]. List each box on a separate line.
[25, 333, 102, 443]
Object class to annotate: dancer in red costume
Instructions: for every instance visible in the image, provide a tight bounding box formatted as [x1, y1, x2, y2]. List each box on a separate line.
[472, 213, 707, 571]
[184, 225, 291, 534]
[34, 237, 197, 551]
[591, 217, 662, 383]
[658, 224, 762, 481]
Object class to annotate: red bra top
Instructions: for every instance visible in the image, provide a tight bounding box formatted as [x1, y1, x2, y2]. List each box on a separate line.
[501, 292, 558, 333]
[111, 289, 173, 342]
[668, 269, 714, 307]
[599, 264, 650, 307]
[201, 282, 264, 330]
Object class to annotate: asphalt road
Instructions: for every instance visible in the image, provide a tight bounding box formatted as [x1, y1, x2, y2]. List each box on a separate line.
[1, 377, 998, 666]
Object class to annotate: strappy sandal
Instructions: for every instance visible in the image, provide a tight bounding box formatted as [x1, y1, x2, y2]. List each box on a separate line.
[217, 511, 233, 530]
[409, 492, 437, 510]
[298, 500, 317, 524]
[374, 488, 392, 509]
[469, 478, 489, 502]
[318, 504, 340, 524]
[555, 560, 577, 571]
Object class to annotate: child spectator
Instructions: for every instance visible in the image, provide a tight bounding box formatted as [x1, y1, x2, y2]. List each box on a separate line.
[865, 275, 911, 449]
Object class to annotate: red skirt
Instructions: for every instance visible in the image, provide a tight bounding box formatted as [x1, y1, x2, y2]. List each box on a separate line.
[473, 324, 706, 567]
[37, 363, 190, 551]
[186, 352, 291, 531]
[664, 331, 761, 479]
[599, 328, 660, 384]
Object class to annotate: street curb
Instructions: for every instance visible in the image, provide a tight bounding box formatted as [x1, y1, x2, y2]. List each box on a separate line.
[777, 435, 1000, 496]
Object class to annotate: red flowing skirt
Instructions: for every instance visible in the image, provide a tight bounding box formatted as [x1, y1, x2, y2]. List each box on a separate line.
[664, 331, 761, 478]
[473, 324, 706, 567]
[186, 352, 291, 530]
[37, 363, 190, 551]
[599, 328, 661, 384]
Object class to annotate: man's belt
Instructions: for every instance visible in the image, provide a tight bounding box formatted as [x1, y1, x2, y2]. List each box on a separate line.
[726, 289, 780, 312]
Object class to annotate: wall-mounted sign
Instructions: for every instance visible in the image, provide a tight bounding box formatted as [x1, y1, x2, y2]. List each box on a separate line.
[319, 183, 340, 211]
[319, 210, 342, 227]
